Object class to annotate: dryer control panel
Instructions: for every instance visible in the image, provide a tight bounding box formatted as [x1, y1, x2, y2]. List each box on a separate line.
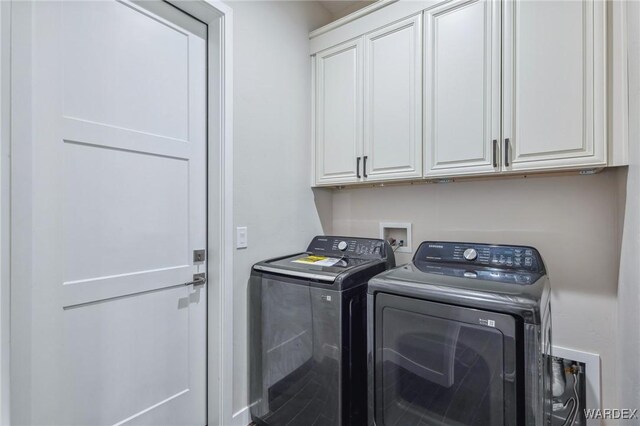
[415, 241, 545, 274]
[307, 236, 389, 259]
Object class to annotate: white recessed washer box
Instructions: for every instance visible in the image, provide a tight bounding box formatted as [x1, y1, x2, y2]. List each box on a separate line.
[552, 345, 601, 425]
[379, 222, 412, 254]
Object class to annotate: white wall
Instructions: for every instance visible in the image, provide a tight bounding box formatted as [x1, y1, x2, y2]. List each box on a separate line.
[328, 169, 626, 414]
[617, 0, 640, 415]
[229, 1, 333, 419]
[0, 2, 10, 423]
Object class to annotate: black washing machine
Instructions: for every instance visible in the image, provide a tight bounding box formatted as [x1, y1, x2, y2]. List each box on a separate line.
[249, 236, 395, 426]
[367, 241, 552, 426]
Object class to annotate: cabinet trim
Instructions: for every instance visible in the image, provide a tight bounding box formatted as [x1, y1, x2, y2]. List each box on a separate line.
[310, 0, 399, 39]
[310, 0, 451, 55]
[608, 0, 629, 166]
[311, 55, 316, 185]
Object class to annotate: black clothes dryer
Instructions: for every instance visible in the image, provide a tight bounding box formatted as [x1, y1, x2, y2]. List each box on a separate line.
[367, 241, 552, 426]
[249, 236, 395, 426]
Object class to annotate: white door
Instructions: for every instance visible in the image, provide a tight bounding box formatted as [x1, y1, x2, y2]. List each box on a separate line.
[363, 15, 422, 182]
[11, 1, 207, 425]
[424, 0, 501, 177]
[502, 0, 606, 171]
[315, 39, 363, 185]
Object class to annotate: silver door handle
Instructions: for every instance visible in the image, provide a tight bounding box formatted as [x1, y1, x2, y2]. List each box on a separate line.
[184, 273, 206, 286]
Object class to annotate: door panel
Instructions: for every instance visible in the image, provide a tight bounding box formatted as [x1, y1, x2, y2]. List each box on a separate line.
[62, 0, 192, 140]
[502, 0, 606, 171]
[424, 0, 500, 177]
[12, 1, 207, 424]
[62, 286, 190, 426]
[315, 39, 363, 185]
[374, 294, 519, 426]
[364, 15, 422, 181]
[63, 142, 189, 283]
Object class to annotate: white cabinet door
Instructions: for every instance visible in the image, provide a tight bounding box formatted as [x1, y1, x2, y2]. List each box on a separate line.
[363, 15, 422, 181]
[315, 39, 363, 185]
[502, 0, 606, 171]
[424, 0, 501, 177]
[12, 1, 207, 424]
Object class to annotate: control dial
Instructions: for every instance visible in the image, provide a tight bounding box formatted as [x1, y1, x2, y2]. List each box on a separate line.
[337, 241, 348, 251]
[463, 248, 478, 261]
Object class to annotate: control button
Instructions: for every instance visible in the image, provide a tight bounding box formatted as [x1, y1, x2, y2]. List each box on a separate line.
[337, 241, 348, 251]
[525, 249, 533, 256]
[524, 257, 533, 266]
[463, 248, 478, 261]
[516, 275, 531, 283]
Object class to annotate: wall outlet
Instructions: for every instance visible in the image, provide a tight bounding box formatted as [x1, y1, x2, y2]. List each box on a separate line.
[380, 222, 412, 253]
[236, 226, 248, 249]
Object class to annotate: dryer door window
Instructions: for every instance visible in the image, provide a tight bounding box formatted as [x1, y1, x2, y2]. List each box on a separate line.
[373, 293, 519, 426]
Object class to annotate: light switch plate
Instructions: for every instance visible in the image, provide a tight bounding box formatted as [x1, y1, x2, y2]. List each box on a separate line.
[236, 226, 248, 249]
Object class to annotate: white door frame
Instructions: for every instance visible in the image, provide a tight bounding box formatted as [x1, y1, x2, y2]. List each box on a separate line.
[0, 1, 235, 425]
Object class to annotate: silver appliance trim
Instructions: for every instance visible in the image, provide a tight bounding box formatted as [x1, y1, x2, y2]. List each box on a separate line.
[253, 264, 337, 283]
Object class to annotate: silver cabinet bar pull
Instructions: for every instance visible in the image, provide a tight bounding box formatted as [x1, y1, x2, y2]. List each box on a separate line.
[504, 138, 510, 167]
[492, 139, 498, 168]
[184, 273, 206, 286]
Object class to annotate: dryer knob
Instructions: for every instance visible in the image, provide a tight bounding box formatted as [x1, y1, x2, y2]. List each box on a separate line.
[337, 241, 348, 251]
[463, 248, 478, 261]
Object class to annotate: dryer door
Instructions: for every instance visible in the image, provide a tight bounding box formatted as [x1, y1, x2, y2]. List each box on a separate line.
[373, 293, 520, 426]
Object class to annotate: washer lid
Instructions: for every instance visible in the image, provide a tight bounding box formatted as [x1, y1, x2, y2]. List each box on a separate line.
[253, 253, 377, 283]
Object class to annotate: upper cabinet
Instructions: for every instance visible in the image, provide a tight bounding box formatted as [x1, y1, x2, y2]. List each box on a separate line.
[315, 39, 363, 185]
[315, 14, 423, 185]
[310, 0, 615, 186]
[364, 15, 422, 181]
[424, 0, 501, 177]
[502, 0, 606, 171]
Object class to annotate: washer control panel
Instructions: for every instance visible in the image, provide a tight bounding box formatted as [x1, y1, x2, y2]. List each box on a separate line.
[416, 241, 544, 273]
[307, 236, 387, 259]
